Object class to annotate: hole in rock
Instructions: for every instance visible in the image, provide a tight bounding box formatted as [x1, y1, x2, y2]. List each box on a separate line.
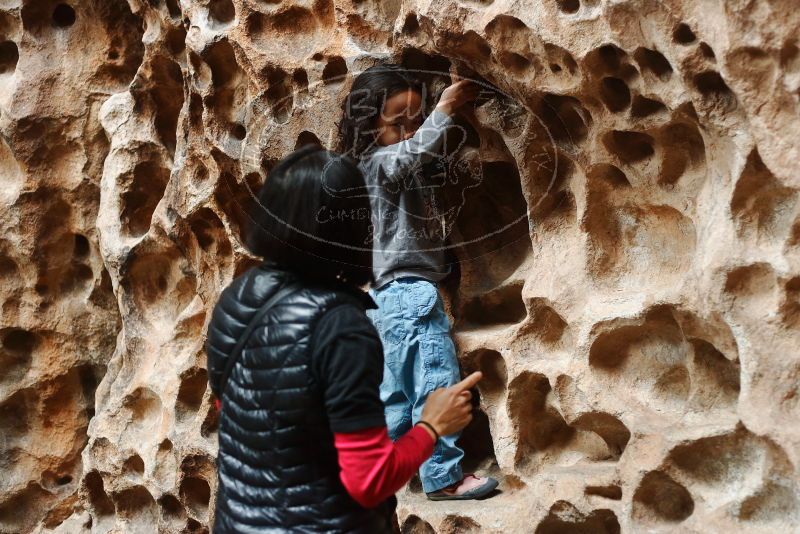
[445, 156, 530, 289]
[293, 68, 309, 100]
[400, 48, 452, 94]
[724, 262, 776, 300]
[123, 454, 145, 475]
[602, 130, 654, 163]
[673, 23, 696, 44]
[0, 41, 19, 74]
[84, 1, 145, 91]
[653, 365, 690, 405]
[738, 480, 800, 522]
[692, 71, 735, 109]
[322, 56, 347, 84]
[633, 48, 673, 80]
[508, 373, 575, 468]
[143, 56, 184, 156]
[1, 328, 37, 384]
[484, 13, 528, 37]
[176, 367, 208, 422]
[84, 472, 114, 516]
[585, 485, 622, 500]
[459, 282, 526, 329]
[208, 0, 235, 27]
[121, 388, 163, 442]
[214, 171, 256, 245]
[525, 147, 576, 225]
[0, 388, 34, 445]
[185, 518, 206, 533]
[121, 160, 170, 237]
[780, 41, 800, 75]
[246, 7, 321, 56]
[588, 307, 684, 370]
[630, 95, 667, 118]
[523, 299, 570, 345]
[439, 515, 481, 533]
[158, 493, 185, 520]
[166, 26, 186, 55]
[83, 471, 114, 517]
[587, 163, 630, 190]
[781, 277, 800, 327]
[633, 471, 694, 522]
[456, 408, 498, 474]
[115, 485, 157, 520]
[0, 483, 53, 531]
[599, 77, 631, 112]
[657, 121, 706, 186]
[534, 94, 591, 145]
[165, 0, 181, 18]
[190, 208, 230, 255]
[545, 43, 578, 75]
[731, 149, 797, 240]
[689, 338, 740, 408]
[200, 401, 220, 438]
[555, 0, 580, 14]
[264, 66, 293, 124]
[52, 4, 76, 27]
[535, 501, 620, 534]
[448, 30, 492, 61]
[78, 364, 103, 420]
[665, 426, 774, 487]
[699, 42, 716, 60]
[402, 13, 419, 34]
[73, 234, 90, 258]
[586, 44, 628, 75]
[2, 327, 39, 356]
[180, 476, 211, 518]
[230, 123, 246, 140]
[499, 52, 532, 73]
[571, 412, 630, 459]
[586, 306, 725, 412]
[0, 252, 18, 278]
[126, 244, 196, 321]
[464, 349, 507, 395]
[295, 131, 322, 149]
[401, 515, 435, 534]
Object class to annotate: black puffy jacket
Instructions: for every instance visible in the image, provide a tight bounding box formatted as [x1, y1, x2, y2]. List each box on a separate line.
[205, 263, 395, 533]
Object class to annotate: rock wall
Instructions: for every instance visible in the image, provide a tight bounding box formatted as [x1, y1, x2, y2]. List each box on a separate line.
[1, 0, 799, 532]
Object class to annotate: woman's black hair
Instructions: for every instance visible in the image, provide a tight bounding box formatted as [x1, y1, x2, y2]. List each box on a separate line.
[337, 63, 425, 159]
[245, 145, 373, 286]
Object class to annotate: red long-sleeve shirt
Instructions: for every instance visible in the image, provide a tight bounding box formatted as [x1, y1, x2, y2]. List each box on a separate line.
[333, 425, 435, 508]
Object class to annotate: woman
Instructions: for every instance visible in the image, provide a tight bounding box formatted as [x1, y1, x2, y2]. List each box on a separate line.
[205, 145, 481, 533]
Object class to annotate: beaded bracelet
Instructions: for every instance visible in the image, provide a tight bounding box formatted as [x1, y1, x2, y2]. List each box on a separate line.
[416, 420, 440, 442]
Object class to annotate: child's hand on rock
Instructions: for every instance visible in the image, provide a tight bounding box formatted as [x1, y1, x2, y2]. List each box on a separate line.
[436, 80, 480, 116]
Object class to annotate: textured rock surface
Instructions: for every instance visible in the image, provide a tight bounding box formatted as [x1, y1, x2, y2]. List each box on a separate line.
[1, 0, 799, 532]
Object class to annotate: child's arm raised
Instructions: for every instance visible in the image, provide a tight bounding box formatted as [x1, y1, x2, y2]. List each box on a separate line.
[366, 80, 479, 182]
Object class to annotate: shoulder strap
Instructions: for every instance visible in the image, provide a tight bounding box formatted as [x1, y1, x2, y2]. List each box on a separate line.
[218, 282, 302, 398]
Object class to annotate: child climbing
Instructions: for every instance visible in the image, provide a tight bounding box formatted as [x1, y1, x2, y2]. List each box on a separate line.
[338, 63, 499, 500]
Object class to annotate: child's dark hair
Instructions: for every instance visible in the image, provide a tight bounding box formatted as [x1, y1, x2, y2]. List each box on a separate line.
[337, 63, 425, 159]
[245, 145, 373, 286]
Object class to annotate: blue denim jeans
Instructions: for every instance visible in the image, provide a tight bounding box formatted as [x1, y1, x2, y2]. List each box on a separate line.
[367, 277, 464, 493]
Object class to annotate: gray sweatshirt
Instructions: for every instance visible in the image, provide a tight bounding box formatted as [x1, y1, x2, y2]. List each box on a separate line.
[357, 108, 456, 289]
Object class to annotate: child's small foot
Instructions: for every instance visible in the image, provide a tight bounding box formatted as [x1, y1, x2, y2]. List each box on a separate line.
[426, 474, 498, 501]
